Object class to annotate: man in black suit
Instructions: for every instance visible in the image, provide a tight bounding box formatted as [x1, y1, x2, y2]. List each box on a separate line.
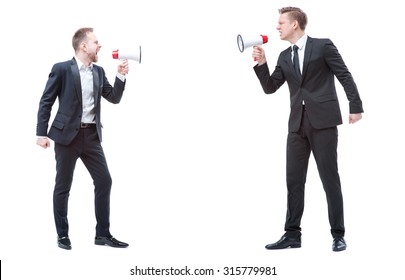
[252, 7, 363, 251]
[36, 27, 129, 250]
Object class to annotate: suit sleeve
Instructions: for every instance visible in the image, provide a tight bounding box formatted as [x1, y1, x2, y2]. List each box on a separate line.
[253, 60, 285, 94]
[36, 64, 61, 136]
[324, 40, 363, 114]
[100, 68, 126, 104]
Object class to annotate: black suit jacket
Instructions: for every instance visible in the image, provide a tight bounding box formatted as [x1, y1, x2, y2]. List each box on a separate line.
[254, 37, 363, 132]
[37, 58, 125, 145]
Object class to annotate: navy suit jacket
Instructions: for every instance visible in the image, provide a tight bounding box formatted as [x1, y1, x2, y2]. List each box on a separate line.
[254, 37, 363, 132]
[36, 57, 125, 145]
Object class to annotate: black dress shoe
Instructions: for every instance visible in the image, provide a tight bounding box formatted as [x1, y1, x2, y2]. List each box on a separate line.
[95, 236, 129, 248]
[332, 237, 346, 252]
[265, 235, 301, 250]
[57, 236, 72, 250]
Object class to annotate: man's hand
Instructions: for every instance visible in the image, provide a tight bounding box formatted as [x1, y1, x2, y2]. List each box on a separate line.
[37, 137, 50, 149]
[349, 113, 362, 124]
[117, 59, 129, 75]
[252, 46, 267, 66]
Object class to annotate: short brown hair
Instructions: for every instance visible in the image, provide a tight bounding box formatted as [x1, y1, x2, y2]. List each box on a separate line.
[279, 7, 307, 31]
[72, 27, 93, 52]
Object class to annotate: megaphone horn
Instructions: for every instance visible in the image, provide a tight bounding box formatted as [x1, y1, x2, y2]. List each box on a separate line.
[112, 46, 142, 64]
[237, 34, 268, 52]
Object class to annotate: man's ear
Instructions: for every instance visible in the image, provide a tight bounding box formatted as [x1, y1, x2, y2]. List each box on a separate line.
[293, 20, 299, 30]
[80, 42, 87, 52]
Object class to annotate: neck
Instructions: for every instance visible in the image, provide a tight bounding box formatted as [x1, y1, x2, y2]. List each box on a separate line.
[290, 31, 305, 45]
[76, 52, 91, 67]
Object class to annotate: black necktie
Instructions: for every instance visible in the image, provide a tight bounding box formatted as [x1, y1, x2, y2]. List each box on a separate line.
[293, 45, 301, 79]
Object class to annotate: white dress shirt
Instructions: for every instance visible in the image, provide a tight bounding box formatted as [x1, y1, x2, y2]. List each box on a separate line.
[76, 58, 96, 124]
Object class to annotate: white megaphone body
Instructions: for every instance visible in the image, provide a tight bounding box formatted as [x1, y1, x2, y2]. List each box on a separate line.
[237, 34, 268, 52]
[112, 46, 142, 64]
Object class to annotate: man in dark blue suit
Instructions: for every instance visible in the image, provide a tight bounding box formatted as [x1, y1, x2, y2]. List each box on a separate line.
[252, 7, 363, 251]
[36, 27, 129, 250]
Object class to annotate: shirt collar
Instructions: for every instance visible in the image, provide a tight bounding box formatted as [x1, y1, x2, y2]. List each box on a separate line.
[291, 34, 308, 51]
[75, 56, 93, 71]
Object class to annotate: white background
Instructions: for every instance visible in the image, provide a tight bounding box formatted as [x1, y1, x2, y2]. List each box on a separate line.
[1, 0, 404, 279]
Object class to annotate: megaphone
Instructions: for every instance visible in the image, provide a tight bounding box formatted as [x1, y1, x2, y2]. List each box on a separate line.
[112, 46, 142, 64]
[237, 34, 268, 52]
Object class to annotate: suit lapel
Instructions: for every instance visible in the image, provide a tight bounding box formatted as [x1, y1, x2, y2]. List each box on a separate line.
[285, 48, 295, 74]
[284, 48, 301, 84]
[70, 58, 82, 103]
[92, 66, 100, 107]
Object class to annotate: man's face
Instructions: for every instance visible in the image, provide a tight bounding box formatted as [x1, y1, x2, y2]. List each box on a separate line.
[276, 13, 295, 42]
[83, 32, 101, 63]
